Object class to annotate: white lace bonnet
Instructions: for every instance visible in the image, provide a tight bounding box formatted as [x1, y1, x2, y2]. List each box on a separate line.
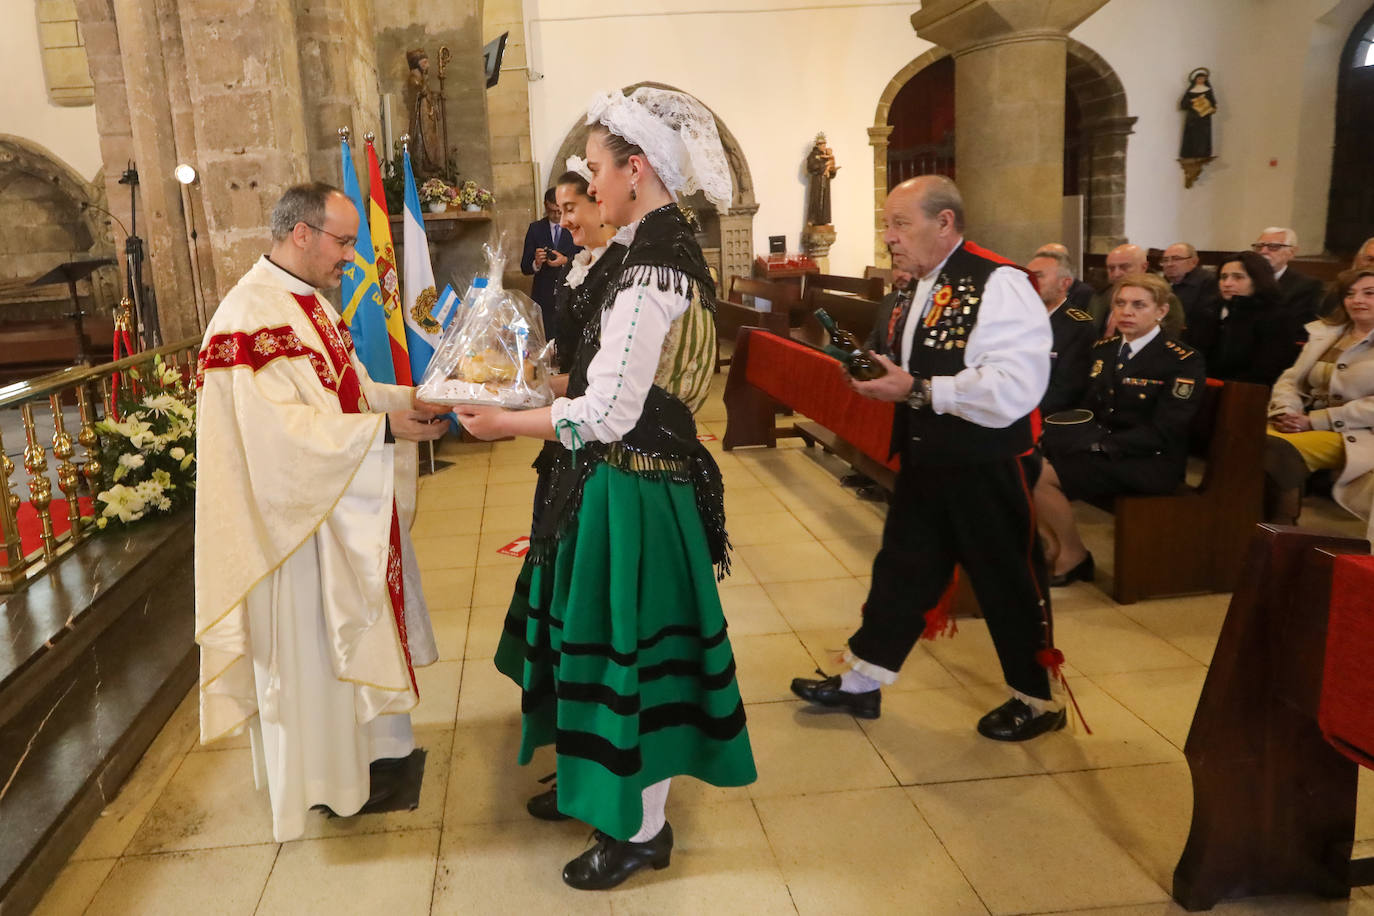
[565, 155, 593, 184]
[584, 88, 734, 210]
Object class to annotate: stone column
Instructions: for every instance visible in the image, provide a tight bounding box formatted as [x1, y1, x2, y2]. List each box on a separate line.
[867, 124, 894, 268]
[1083, 114, 1135, 253]
[911, 0, 1109, 262]
[719, 205, 759, 284]
[176, 0, 311, 305]
[109, 0, 200, 342]
[295, 0, 381, 185]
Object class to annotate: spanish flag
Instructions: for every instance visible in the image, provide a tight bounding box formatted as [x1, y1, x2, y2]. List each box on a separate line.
[339, 135, 395, 384]
[365, 138, 412, 385]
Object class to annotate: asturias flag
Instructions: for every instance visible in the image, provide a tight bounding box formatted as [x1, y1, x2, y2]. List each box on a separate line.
[339, 136, 395, 384]
[401, 146, 446, 383]
[365, 138, 412, 385]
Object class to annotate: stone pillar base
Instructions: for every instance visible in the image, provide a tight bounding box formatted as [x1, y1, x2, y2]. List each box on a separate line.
[801, 223, 837, 273]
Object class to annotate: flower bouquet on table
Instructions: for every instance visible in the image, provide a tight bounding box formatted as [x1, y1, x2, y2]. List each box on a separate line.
[418, 242, 553, 408]
[457, 180, 493, 211]
[92, 355, 197, 529]
[419, 178, 452, 212]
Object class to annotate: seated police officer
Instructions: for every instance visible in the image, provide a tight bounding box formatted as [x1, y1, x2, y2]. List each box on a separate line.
[1035, 272, 1206, 586]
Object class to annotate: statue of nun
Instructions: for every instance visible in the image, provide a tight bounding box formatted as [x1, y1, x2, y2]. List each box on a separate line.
[1180, 68, 1217, 159]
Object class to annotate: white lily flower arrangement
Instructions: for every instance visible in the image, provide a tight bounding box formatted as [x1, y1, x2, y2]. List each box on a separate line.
[93, 355, 197, 529]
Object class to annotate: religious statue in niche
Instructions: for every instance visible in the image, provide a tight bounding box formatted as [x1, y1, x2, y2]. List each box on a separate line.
[406, 48, 443, 177]
[1178, 68, 1217, 189]
[805, 132, 839, 227]
[801, 132, 839, 265]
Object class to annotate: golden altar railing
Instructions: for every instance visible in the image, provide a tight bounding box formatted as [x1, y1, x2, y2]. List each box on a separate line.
[0, 336, 200, 591]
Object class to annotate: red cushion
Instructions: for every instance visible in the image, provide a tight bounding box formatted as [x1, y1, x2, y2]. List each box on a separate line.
[742, 333, 900, 470]
[1320, 554, 1374, 768]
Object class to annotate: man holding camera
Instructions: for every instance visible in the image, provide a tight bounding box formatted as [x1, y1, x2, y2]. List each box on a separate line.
[521, 187, 581, 337]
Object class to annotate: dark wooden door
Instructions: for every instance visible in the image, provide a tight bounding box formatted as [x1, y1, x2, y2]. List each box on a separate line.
[1326, 7, 1374, 257]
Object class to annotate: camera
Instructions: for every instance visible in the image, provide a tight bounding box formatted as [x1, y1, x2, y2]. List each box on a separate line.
[542, 247, 557, 260]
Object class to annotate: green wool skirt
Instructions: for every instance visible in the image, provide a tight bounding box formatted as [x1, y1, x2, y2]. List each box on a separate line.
[493, 463, 756, 840]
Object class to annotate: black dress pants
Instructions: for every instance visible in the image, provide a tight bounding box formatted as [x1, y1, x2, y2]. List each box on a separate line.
[847, 452, 1054, 700]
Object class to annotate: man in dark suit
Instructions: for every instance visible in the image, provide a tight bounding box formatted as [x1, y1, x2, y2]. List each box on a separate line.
[520, 187, 580, 337]
[1253, 227, 1322, 324]
[1161, 242, 1220, 350]
[1027, 251, 1095, 415]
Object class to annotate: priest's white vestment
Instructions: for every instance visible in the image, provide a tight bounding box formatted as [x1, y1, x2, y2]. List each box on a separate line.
[194, 256, 437, 841]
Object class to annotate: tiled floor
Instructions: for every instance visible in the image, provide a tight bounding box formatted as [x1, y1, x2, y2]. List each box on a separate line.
[34, 377, 1374, 915]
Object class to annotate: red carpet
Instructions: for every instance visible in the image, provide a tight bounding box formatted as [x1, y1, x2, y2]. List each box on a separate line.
[0, 498, 95, 564]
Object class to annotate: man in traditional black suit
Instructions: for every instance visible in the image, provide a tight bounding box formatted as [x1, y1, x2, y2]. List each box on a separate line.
[1028, 251, 1095, 415]
[1161, 242, 1220, 350]
[1253, 227, 1322, 324]
[520, 188, 580, 337]
[791, 175, 1070, 743]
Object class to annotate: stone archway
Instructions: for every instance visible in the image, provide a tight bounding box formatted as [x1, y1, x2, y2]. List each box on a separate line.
[550, 82, 758, 284]
[869, 39, 1133, 263]
[0, 135, 118, 318]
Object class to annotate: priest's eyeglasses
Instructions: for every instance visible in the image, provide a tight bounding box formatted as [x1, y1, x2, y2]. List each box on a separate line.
[305, 223, 357, 250]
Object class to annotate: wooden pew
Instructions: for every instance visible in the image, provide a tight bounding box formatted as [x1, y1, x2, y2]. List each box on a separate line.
[717, 277, 795, 371]
[1110, 380, 1269, 604]
[1174, 527, 1371, 911]
[801, 272, 885, 302]
[722, 325, 898, 489]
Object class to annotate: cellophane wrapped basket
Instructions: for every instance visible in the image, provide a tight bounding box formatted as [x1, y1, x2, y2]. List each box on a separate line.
[418, 243, 553, 408]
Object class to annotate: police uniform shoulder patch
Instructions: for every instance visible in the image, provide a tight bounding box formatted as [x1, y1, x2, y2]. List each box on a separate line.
[1065, 308, 1093, 322]
[1089, 358, 1104, 379]
[1173, 377, 1196, 399]
[1164, 340, 1196, 360]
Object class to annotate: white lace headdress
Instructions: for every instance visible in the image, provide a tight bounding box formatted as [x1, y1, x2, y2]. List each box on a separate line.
[565, 155, 593, 184]
[584, 88, 733, 210]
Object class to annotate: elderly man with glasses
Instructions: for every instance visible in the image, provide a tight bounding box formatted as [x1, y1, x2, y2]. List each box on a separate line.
[1253, 227, 1323, 324]
[1161, 242, 1221, 350]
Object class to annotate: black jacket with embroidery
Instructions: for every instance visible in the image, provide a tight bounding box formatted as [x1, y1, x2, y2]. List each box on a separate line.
[1082, 333, 1206, 460]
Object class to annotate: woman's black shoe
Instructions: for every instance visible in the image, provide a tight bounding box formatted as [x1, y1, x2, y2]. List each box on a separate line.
[527, 786, 571, 821]
[562, 823, 673, 890]
[1050, 552, 1094, 587]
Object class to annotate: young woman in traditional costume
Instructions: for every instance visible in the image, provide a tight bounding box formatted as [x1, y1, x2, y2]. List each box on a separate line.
[455, 88, 755, 891]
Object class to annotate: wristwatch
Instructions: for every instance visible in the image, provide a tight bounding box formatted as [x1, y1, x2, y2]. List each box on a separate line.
[906, 375, 933, 410]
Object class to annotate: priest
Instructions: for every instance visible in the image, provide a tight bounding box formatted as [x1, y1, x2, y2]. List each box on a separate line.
[194, 182, 447, 842]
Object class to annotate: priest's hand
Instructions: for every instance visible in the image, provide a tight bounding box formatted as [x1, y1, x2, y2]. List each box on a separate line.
[453, 404, 507, 440]
[389, 409, 447, 442]
[411, 391, 449, 417]
[850, 353, 914, 402]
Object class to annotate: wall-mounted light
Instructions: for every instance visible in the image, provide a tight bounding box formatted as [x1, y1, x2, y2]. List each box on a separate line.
[173, 163, 198, 185]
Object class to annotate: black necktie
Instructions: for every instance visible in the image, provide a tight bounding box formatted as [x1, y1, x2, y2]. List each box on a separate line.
[1116, 342, 1132, 375]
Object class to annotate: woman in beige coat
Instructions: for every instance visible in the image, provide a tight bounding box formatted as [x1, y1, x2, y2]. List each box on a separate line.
[1266, 268, 1374, 528]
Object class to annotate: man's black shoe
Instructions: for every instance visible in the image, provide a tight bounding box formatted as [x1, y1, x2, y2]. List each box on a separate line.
[1049, 552, 1094, 587]
[562, 823, 673, 890]
[976, 698, 1067, 741]
[790, 674, 881, 719]
[527, 786, 571, 821]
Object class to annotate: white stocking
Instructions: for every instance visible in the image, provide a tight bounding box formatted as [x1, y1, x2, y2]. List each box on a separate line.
[628, 778, 671, 842]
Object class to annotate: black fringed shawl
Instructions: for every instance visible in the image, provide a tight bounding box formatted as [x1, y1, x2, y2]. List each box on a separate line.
[528, 203, 731, 578]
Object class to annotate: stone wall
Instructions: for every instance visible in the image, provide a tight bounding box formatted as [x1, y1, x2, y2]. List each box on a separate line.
[35, 0, 96, 106]
[482, 0, 534, 290]
[0, 136, 118, 321]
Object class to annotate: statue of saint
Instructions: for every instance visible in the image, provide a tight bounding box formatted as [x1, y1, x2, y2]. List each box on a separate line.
[1179, 68, 1217, 160]
[805, 133, 839, 227]
[406, 48, 443, 177]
